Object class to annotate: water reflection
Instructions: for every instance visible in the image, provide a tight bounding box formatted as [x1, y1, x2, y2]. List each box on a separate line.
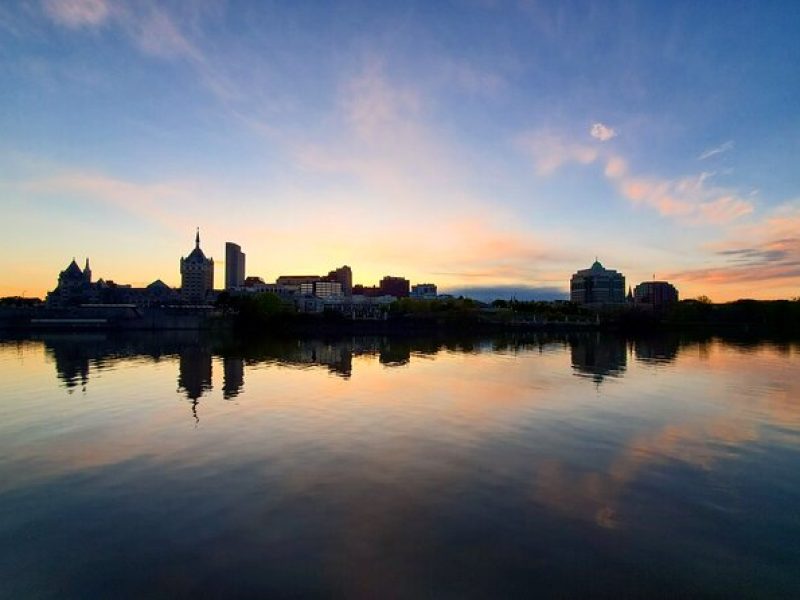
[222, 357, 244, 400]
[632, 335, 680, 365]
[1, 332, 800, 596]
[569, 332, 627, 384]
[32, 330, 800, 400]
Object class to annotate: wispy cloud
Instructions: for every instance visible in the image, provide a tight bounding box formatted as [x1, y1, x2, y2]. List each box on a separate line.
[40, 0, 238, 101]
[607, 166, 754, 224]
[666, 201, 800, 291]
[698, 140, 734, 161]
[517, 131, 599, 175]
[519, 128, 753, 225]
[590, 122, 617, 142]
[42, 0, 110, 28]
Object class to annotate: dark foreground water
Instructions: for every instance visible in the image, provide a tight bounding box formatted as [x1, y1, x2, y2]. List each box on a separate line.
[1, 332, 799, 598]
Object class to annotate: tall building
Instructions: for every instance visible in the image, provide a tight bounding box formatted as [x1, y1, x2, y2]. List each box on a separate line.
[379, 276, 410, 298]
[570, 260, 625, 305]
[180, 229, 214, 303]
[225, 242, 246, 290]
[634, 281, 679, 307]
[326, 266, 353, 296]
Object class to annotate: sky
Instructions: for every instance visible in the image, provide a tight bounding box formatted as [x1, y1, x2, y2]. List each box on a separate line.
[1, 0, 799, 301]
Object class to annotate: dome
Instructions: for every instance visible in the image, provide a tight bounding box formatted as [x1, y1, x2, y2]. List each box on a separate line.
[590, 260, 604, 271]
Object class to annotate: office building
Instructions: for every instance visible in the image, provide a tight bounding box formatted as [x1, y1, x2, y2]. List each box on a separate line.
[634, 281, 679, 307]
[326, 266, 353, 296]
[411, 283, 437, 299]
[180, 229, 214, 303]
[225, 242, 245, 290]
[379, 276, 410, 298]
[570, 260, 625, 305]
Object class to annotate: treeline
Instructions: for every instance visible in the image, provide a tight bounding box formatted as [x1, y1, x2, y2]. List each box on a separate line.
[664, 298, 800, 332]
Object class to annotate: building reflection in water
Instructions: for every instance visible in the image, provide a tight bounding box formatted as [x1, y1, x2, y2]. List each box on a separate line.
[570, 333, 627, 385]
[38, 331, 743, 416]
[222, 357, 244, 400]
[177, 345, 213, 423]
[633, 336, 680, 365]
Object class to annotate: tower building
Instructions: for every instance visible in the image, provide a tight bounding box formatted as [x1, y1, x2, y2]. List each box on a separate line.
[180, 229, 214, 303]
[225, 242, 246, 290]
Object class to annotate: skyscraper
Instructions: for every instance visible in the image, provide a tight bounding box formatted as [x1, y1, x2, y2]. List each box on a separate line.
[180, 228, 214, 303]
[225, 242, 246, 290]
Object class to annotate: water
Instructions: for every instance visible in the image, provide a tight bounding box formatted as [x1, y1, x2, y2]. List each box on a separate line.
[1, 332, 799, 598]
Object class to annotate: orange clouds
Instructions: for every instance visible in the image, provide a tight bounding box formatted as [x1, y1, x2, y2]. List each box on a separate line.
[666, 203, 800, 293]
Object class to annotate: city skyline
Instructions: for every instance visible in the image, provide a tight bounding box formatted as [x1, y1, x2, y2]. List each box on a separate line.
[2, 2, 799, 301]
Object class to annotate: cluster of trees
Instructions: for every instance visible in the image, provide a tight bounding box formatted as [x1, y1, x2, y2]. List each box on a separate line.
[665, 298, 800, 331]
[0, 296, 43, 307]
[216, 292, 293, 328]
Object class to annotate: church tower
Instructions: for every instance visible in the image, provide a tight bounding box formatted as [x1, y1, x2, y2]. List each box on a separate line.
[83, 258, 92, 283]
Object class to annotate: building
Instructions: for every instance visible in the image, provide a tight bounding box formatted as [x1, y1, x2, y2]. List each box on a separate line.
[275, 275, 320, 294]
[325, 266, 353, 296]
[225, 242, 245, 290]
[379, 276, 410, 298]
[570, 260, 626, 305]
[634, 281, 679, 307]
[47, 258, 95, 306]
[411, 283, 437, 299]
[243, 276, 265, 288]
[300, 280, 343, 298]
[352, 284, 381, 297]
[180, 229, 214, 303]
[47, 257, 180, 307]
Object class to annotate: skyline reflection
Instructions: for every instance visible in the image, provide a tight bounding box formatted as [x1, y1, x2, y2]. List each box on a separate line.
[0, 332, 799, 596]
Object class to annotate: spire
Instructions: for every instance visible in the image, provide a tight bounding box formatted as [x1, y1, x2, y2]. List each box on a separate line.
[195, 227, 200, 249]
[85, 258, 90, 271]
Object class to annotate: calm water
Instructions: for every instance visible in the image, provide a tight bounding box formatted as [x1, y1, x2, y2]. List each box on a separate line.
[1, 332, 799, 598]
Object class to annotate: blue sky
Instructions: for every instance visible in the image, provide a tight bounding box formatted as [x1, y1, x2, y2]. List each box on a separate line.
[1, 0, 799, 299]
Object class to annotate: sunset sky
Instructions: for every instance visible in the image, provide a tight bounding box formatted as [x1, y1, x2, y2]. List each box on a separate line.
[1, 0, 799, 300]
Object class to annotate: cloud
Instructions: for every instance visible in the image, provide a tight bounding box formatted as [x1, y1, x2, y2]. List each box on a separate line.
[698, 140, 734, 161]
[666, 202, 800, 290]
[610, 169, 754, 224]
[517, 131, 599, 175]
[590, 122, 617, 142]
[40, 1, 237, 101]
[519, 128, 753, 225]
[42, 0, 110, 28]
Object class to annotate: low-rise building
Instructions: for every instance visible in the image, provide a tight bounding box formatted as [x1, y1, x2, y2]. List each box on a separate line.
[379, 276, 410, 298]
[411, 283, 437, 299]
[634, 281, 679, 307]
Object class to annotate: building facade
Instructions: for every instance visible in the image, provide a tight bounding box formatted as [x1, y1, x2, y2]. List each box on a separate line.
[411, 283, 437, 299]
[180, 229, 214, 303]
[570, 260, 626, 305]
[634, 281, 679, 307]
[47, 258, 95, 306]
[300, 280, 343, 298]
[379, 276, 410, 298]
[225, 242, 245, 290]
[325, 266, 353, 296]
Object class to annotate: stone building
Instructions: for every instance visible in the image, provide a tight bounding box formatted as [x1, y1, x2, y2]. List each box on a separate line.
[180, 229, 214, 303]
